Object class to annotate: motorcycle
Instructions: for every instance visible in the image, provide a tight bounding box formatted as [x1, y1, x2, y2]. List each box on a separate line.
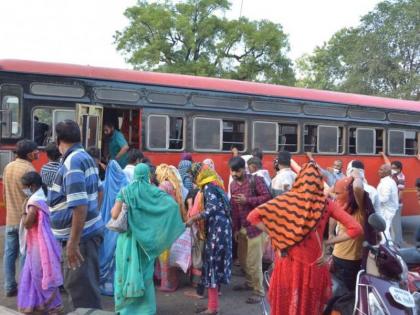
[260, 213, 420, 315]
[343, 213, 418, 314]
[398, 237, 420, 293]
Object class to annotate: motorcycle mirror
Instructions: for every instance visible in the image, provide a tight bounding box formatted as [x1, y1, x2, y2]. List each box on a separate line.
[368, 213, 386, 232]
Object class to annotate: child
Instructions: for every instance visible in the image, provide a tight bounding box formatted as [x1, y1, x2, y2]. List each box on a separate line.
[18, 172, 63, 315]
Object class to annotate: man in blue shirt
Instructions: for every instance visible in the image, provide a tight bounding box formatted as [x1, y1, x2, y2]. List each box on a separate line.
[104, 121, 129, 168]
[48, 119, 103, 309]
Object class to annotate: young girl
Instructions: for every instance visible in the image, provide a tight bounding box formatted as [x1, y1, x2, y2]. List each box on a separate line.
[18, 171, 63, 315]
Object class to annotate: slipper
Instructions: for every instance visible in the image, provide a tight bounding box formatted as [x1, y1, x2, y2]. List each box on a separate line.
[184, 290, 205, 299]
[246, 295, 263, 304]
[233, 283, 253, 291]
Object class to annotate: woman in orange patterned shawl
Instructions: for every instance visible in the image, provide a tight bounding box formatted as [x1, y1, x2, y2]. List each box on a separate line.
[247, 162, 363, 315]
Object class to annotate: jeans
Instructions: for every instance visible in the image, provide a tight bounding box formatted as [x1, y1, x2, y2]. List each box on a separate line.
[3, 225, 23, 294]
[332, 256, 361, 291]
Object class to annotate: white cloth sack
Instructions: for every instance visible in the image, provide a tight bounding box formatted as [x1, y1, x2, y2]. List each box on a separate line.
[169, 227, 192, 273]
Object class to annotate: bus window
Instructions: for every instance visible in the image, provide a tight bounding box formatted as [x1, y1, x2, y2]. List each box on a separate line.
[253, 121, 277, 152]
[304, 124, 343, 154]
[222, 120, 245, 151]
[279, 123, 298, 153]
[33, 108, 52, 146]
[304, 125, 318, 152]
[147, 114, 184, 151]
[388, 130, 418, 155]
[32, 108, 75, 146]
[317, 125, 339, 154]
[1, 84, 22, 138]
[349, 127, 384, 154]
[193, 117, 221, 151]
[169, 117, 184, 150]
[193, 118, 245, 152]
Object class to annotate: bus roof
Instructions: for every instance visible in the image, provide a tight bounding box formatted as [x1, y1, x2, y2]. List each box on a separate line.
[0, 59, 419, 112]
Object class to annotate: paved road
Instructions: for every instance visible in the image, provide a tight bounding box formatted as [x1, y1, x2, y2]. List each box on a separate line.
[0, 227, 261, 315]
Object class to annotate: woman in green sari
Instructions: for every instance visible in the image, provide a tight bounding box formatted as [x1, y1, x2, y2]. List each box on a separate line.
[111, 163, 185, 315]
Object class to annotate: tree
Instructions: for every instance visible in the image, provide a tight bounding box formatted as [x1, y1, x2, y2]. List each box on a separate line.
[297, 0, 420, 100]
[114, 0, 295, 85]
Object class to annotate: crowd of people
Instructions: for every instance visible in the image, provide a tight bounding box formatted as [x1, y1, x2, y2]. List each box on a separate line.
[2, 118, 420, 315]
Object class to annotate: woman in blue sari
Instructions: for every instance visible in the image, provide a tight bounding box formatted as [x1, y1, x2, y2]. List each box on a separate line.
[111, 163, 185, 315]
[99, 160, 128, 295]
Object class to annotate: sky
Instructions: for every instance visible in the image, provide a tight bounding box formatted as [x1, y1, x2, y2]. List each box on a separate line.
[0, 0, 382, 69]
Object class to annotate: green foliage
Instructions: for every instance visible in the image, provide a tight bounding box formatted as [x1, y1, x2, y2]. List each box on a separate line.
[114, 0, 295, 85]
[297, 0, 420, 100]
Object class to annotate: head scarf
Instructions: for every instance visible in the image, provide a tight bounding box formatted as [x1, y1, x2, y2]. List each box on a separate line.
[196, 165, 224, 190]
[99, 160, 128, 295]
[203, 158, 215, 170]
[178, 160, 193, 190]
[156, 164, 186, 220]
[122, 163, 185, 257]
[346, 160, 366, 180]
[191, 162, 203, 181]
[253, 162, 327, 252]
[181, 152, 193, 162]
[115, 163, 184, 311]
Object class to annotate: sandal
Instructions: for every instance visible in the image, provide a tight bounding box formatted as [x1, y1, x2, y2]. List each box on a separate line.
[233, 283, 253, 291]
[195, 306, 219, 314]
[246, 295, 263, 304]
[184, 290, 205, 299]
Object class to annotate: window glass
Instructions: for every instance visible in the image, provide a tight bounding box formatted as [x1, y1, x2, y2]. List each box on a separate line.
[318, 126, 339, 153]
[305, 124, 343, 154]
[222, 120, 245, 151]
[147, 115, 184, 150]
[304, 125, 318, 153]
[148, 115, 168, 149]
[194, 118, 221, 151]
[279, 123, 298, 153]
[192, 95, 248, 110]
[253, 122, 277, 152]
[169, 117, 184, 150]
[95, 88, 140, 103]
[389, 130, 417, 155]
[31, 83, 84, 98]
[356, 128, 375, 154]
[1, 85, 22, 138]
[404, 131, 417, 155]
[33, 108, 53, 146]
[33, 108, 75, 146]
[349, 127, 383, 154]
[147, 92, 187, 106]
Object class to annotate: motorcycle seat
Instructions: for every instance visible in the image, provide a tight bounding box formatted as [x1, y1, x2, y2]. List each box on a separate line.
[398, 248, 420, 265]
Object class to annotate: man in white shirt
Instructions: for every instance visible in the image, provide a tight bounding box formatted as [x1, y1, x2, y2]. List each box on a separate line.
[271, 151, 296, 197]
[123, 148, 144, 183]
[377, 164, 399, 240]
[247, 157, 271, 189]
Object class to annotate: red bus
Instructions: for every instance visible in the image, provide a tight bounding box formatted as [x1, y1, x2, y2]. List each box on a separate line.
[0, 59, 419, 232]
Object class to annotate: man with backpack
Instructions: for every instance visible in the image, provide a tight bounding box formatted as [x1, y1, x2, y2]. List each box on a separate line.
[229, 156, 271, 304]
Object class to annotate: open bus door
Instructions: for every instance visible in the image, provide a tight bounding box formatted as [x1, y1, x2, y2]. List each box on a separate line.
[75, 104, 103, 151]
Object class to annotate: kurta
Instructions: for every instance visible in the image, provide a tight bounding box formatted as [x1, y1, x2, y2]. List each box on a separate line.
[201, 183, 232, 288]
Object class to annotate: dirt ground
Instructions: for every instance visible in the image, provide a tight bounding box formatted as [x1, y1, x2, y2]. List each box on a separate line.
[0, 226, 261, 315]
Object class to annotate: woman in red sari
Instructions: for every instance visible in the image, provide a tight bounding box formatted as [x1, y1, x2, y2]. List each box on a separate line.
[247, 162, 363, 315]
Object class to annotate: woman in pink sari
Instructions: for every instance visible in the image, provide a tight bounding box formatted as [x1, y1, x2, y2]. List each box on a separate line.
[18, 172, 63, 315]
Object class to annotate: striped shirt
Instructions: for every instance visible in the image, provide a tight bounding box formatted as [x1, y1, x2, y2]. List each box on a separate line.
[40, 161, 61, 188]
[47, 143, 103, 241]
